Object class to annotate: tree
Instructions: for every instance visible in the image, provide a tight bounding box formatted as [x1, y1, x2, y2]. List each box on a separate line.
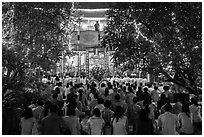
[102, 2, 201, 94]
[2, 2, 74, 92]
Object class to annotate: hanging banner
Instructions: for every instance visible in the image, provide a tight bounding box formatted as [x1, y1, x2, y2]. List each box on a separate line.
[80, 30, 99, 47]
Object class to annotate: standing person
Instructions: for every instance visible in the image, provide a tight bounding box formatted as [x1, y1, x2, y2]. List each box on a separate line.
[94, 97, 105, 112]
[87, 108, 105, 135]
[102, 87, 112, 101]
[127, 97, 141, 134]
[189, 97, 202, 131]
[63, 108, 81, 135]
[41, 105, 67, 135]
[78, 88, 88, 111]
[99, 83, 106, 97]
[102, 100, 114, 135]
[112, 106, 128, 135]
[20, 107, 38, 135]
[157, 103, 180, 135]
[172, 97, 182, 115]
[137, 108, 154, 135]
[151, 86, 160, 102]
[111, 93, 127, 112]
[178, 104, 194, 135]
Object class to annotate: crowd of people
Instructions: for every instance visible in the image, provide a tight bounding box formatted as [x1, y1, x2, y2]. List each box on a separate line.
[20, 75, 202, 135]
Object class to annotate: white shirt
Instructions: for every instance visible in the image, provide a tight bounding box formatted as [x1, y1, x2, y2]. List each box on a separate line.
[151, 89, 160, 102]
[178, 112, 194, 134]
[158, 112, 179, 135]
[87, 116, 104, 135]
[189, 104, 202, 123]
[112, 116, 127, 135]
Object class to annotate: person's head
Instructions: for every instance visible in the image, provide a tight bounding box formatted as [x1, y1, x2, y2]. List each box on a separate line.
[191, 97, 198, 106]
[93, 108, 101, 117]
[160, 93, 166, 101]
[52, 93, 58, 99]
[67, 107, 76, 116]
[66, 83, 69, 88]
[164, 103, 172, 112]
[70, 87, 76, 93]
[104, 100, 112, 108]
[104, 87, 109, 96]
[128, 86, 133, 93]
[23, 107, 33, 119]
[101, 83, 106, 88]
[114, 106, 124, 121]
[154, 86, 158, 90]
[139, 109, 150, 121]
[50, 105, 59, 113]
[143, 87, 149, 92]
[97, 97, 104, 104]
[37, 99, 43, 106]
[133, 97, 138, 104]
[94, 93, 99, 99]
[163, 85, 170, 91]
[138, 86, 142, 91]
[115, 93, 120, 101]
[55, 87, 60, 94]
[182, 104, 190, 114]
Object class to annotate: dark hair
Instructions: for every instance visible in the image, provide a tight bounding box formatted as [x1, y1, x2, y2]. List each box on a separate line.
[93, 108, 101, 117]
[128, 86, 133, 93]
[97, 97, 104, 104]
[50, 105, 59, 113]
[191, 97, 198, 106]
[104, 88, 109, 96]
[55, 87, 60, 94]
[44, 101, 52, 117]
[52, 93, 58, 99]
[114, 106, 124, 122]
[94, 93, 99, 99]
[67, 108, 76, 116]
[101, 83, 106, 87]
[66, 83, 69, 88]
[104, 100, 112, 108]
[143, 87, 149, 92]
[23, 107, 33, 119]
[164, 103, 172, 112]
[78, 89, 83, 102]
[115, 94, 120, 101]
[139, 109, 150, 121]
[154, 86, 158, 90]
[133, 97, 138, 104]
[37, 99, 43, 106]
[182, 104, 190, 117]
[163, 85, 170, 91]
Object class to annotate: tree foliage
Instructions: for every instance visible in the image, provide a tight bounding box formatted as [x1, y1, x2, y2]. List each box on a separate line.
[102, 2, 202, 94]
[2, 2, 74, 92]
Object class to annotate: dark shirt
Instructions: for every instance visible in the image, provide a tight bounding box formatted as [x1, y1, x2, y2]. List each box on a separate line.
[137, 119, 154, 135]
[41, 113, 67, 135]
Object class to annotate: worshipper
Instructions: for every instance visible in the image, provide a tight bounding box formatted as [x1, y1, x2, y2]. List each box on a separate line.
[98, 83, 106, 97]
[94, 97, 105, 112]
[87, 108, 105, 135]
[112, 106, 128, 135]
[111, 93, 127, 112]
[80, 113, 90, 135]
[172, 97, 182, 115]
[43, 101, 52, 117]
[157, 103, 180, 135]
[137, 108, 154, 135]
[125, 86, 136, 105]
[127, 97, 141, 134]
[151, 86, 160, 102]
[102, 87, 112, 101]
[89, 93, 99, 113]
[102, 100, 114, 135]
[78, 88, 88, 111]
[32, 99, 44, 134]
[189, 97, 202, 131]
[41, 105, 67, 135]
[178, 104, 194, 135]
[20, 107, 38, 135]
[63, 107, 81, 135]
